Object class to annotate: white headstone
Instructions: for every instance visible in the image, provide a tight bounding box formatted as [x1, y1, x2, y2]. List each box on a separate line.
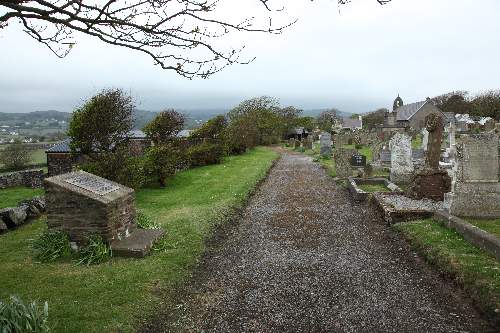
[389, 133, 414, 184]
[421, 128, 429, 152]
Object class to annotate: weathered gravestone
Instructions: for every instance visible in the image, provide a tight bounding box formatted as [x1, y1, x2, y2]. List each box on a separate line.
[379, 148, 391, 166]
[407, 114, 451, 201]
[334, 148, 352, 178]
[304, 137, 313, 150]
[421, 128, 429, 152]
[389, 133, 414, 184]
[294, 139, 301, 149]
[45, 171, 165, 257]
[447, 133, 500, 217]
[320, 132, 332, 157]
[350, 154, 367, 167]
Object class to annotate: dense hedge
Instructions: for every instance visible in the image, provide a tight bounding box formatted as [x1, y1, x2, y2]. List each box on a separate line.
[187, 142, 224, 167]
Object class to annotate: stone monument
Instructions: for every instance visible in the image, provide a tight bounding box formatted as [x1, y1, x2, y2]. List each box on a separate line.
[304, 136, 313, 150]
[334, 148, 352, 179]
[389, 133, 414, 184]
[407, 114, 451, 201]
[447, 133, 500, 218]
[320, 132, 332, 157]
[45, 171, 165, 257]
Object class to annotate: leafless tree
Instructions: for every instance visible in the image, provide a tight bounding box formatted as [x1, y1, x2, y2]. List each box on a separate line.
[0, 1, 390, 78]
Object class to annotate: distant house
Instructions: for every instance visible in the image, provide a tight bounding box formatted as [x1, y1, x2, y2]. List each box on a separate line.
[286, 127, 309, 140]
[341, 116, 363, 131]
[45, 130, 151, 177]
[378, 95, 446, 136]
[455, 114, 495, 132]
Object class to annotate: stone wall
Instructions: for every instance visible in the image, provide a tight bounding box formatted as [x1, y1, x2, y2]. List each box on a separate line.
[47, 153, 75, 177]
[0, 169, 45, 189]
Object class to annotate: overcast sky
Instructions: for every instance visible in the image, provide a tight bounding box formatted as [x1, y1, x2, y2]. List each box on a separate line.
[1, 0, 499, 114]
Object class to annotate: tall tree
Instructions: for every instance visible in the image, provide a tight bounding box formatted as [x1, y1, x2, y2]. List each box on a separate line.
[431, 91, 472, 115]
[68, 88, 134, 157]
[143, 110, 185, 145]
[1, 1, 390, 78]
[316, 109, 340, 132]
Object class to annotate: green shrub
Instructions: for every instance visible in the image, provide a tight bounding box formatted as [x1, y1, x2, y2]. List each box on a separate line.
[0, 295, 49, 333]
[75, 235, 111, 266]
[187, 142, 224, 167]
[136, 211, 160, 230]
[144, 142, 186, 187]
[32, 230, 72, 263]
[80, 150, 147, 190]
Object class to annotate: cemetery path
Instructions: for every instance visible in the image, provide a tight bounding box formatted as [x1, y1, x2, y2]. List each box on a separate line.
[142, 151, 494, 333]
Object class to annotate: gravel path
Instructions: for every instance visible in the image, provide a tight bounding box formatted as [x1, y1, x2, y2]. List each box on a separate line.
[143, 151, 494, 332]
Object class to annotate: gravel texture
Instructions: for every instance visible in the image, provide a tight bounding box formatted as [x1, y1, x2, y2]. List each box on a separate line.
[142, 151, 494, 332]
[379, 193, 447, 212]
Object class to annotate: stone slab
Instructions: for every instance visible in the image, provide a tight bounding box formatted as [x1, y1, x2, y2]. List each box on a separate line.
[111, 228, 166, 258]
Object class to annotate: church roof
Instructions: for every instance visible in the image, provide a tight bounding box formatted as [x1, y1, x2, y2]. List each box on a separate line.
[395, 100, 429, 121]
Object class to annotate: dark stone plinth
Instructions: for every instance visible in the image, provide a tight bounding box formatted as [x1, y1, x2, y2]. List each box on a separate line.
[111, 229, 166, 258]
[407, 168, 451, 201]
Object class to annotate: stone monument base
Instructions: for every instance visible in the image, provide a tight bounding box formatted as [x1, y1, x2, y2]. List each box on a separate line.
[111, 229, 166, 258]
[407, 168, 451, 201]
[390, 169, 414, 184]
[447, 182, 500, 218]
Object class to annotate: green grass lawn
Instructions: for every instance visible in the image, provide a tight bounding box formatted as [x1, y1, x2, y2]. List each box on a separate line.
[412, 135, 423, 149]
[342, 144, 373, 161]
[357, 183, 390, 193]
[467, 219, 500, 239]
[0, 147, 279, 332]
[0, 186, 44, 209]
[0, 148, 47, 169]
[394, 219, 500, 320]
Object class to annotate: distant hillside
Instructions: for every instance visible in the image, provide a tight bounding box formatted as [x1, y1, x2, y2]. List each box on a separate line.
[0, 110, 71, 122]
[303, 109, 352, 118]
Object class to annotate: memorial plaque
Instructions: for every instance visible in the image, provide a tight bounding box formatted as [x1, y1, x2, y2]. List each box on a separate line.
[65, 175, 120, 196]
[350, 154, 367, 167]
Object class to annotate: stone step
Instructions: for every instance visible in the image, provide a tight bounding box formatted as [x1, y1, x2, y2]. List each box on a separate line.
[111, 229, 165, 258]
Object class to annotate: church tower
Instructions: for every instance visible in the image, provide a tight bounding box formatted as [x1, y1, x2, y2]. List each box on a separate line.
[393, 94, 404, 111]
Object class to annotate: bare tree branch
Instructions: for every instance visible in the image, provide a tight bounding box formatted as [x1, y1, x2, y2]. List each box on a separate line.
[0, 0, 390, 78]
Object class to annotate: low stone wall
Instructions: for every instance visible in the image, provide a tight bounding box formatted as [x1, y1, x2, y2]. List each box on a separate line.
[434, 211, 500, 261]
[347, 177, 401, 202]
[0, 169, 45, 189]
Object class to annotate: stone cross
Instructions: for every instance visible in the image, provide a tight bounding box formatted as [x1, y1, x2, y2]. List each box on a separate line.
[425, 114, 444, 169]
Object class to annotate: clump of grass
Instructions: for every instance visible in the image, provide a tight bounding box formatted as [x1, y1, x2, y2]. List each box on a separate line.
[0, 295, 50, 333]
[74, 235, 111, 266]
[136, 210, 161, 229]
[32, 230, 72, 263]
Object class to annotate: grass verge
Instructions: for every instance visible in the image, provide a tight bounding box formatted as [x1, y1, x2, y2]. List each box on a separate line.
[0, 187, 44, 209]
[394, 219, 500, 323]
[0, 147, 279, 332]
[466, 219, 500, 239]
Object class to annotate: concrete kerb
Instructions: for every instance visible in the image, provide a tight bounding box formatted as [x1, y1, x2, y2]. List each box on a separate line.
[347, 177, 402, 202]
[433, 211, 500, 261]
[370, 192, 434, 226]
